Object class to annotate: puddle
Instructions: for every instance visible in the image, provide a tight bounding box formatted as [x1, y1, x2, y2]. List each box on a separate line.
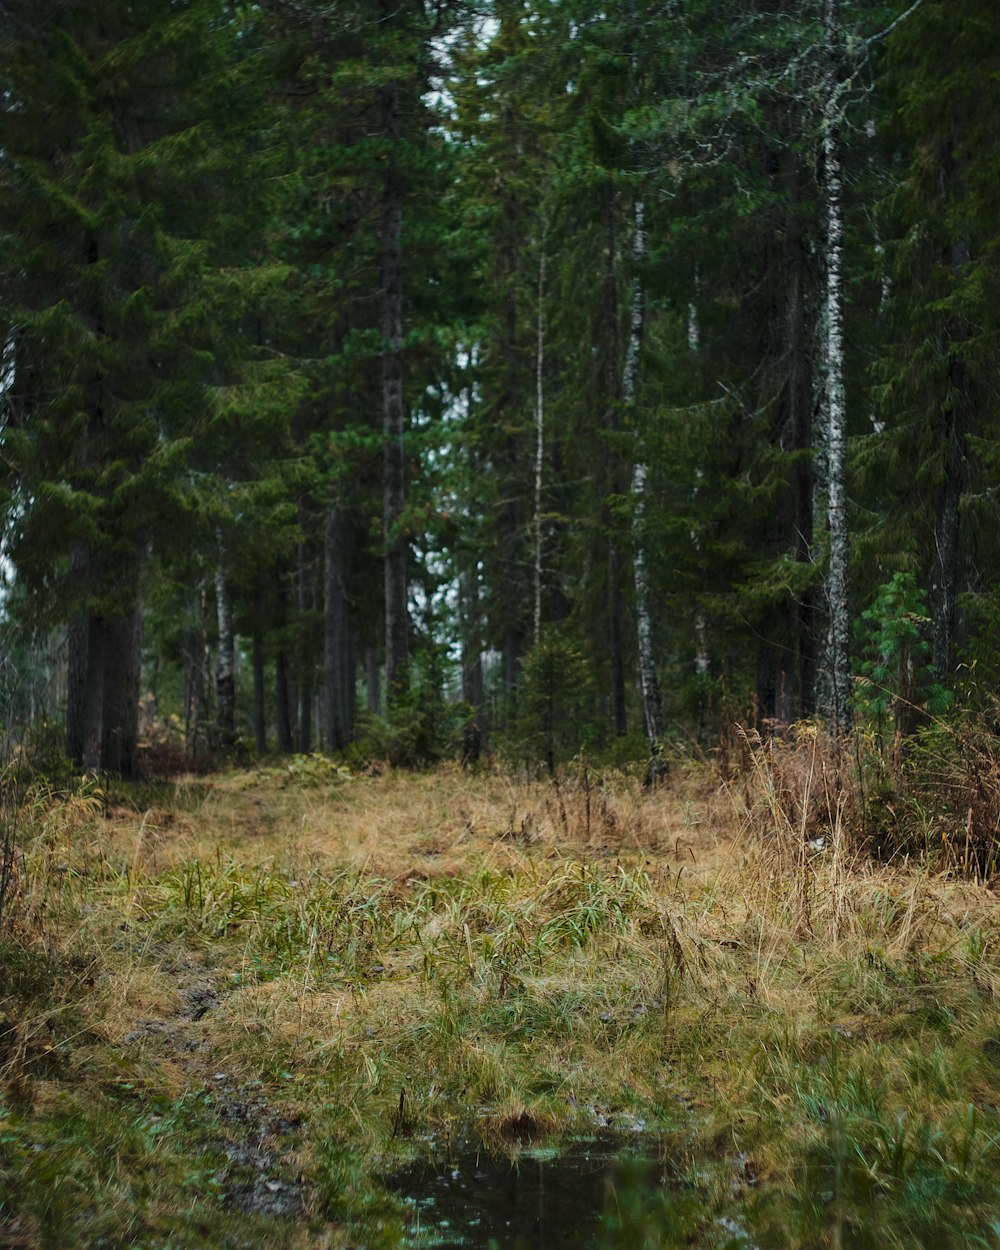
[387, 1138, 669, 1249]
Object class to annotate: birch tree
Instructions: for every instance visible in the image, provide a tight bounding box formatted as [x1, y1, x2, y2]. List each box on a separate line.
[821, 0, 852, 731]
[819, 0, 930, 727]
[625, 201, 664, 755]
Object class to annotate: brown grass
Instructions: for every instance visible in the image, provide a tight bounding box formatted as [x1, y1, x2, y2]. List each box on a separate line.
[2, 751, 999, 1247]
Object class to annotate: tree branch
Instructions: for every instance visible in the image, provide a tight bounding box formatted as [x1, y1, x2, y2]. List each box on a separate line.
[864, 0, 927, 46]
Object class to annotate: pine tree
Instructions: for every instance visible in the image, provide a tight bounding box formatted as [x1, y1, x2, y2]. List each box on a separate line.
[0, 0, 296, 771]
[1, 2, 201, 772]
[871, 0, 1000, 688]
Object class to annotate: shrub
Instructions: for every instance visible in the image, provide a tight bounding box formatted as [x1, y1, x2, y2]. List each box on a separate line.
[855, 572, 953, 741]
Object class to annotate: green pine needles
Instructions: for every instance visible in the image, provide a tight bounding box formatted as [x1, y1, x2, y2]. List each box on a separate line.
[856, 572, 954, 736]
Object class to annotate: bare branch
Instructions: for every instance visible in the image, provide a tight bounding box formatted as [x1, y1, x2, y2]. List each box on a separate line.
[864, 0, 927, 46]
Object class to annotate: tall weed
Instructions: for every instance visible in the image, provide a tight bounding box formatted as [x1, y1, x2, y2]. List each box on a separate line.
[727, 715, 1000, 880]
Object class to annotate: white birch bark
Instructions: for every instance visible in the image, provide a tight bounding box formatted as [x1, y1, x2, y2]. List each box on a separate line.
[532, 247, 545, 648]
[687, 287, 700, 354]
[822, 0, 851, 732]
[626, 200, 663, 750]
[695, 614, 710, 677]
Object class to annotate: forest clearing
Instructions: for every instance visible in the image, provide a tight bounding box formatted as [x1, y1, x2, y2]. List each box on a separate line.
[3, 0, 1000, 1244]
[2, 743, 1000, 1249]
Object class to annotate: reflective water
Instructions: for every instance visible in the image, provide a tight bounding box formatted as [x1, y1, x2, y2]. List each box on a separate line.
[388, 1139, 666, 1249]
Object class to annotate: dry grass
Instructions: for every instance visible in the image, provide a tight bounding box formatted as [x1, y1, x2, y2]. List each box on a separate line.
[1, 754, 999, 1248]
[140, 760, 701, 869]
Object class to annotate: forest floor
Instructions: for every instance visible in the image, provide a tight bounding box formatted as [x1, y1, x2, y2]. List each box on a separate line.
[1, 754, 1000, 1249]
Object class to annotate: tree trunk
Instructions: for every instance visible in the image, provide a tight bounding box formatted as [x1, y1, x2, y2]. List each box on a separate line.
[532, 246, 546, 648]
[625, 200, 663, 756]
[66, 614, 89, 767]
[101, 596, 142, 778]
[931, 218, 971, 679]
[345, 622, 356, 740]
[499, 193, 523, 728]
[185, 585, 212, 755]
[602, 200, 627, 738]
[381, 74, 409, 703]
[324, 509, 354, 751]
[298, 679, 312, 754]
[297, 540, 313, 754]
[932, 397, 963, 678]
[688, 284, 712, 708]
[183, 635, 194, 753]
[366, 646, 381, 716]
[66, 545, 90, 766]
[215, 552, 236, 749]
[608, 539, 628, 737]
[695, 612, 710, 681]
[252, 618, 266, 754]
[80, 615, 106, 773]
[275, 650, 294, 754]
[68, 555, 144, 779]
[502, 589, 520, 724]
[460, 562, 485, 766]
[274, 575, 294, 754]
[784, 143, 816, 718]
[822, 0, 851, 732]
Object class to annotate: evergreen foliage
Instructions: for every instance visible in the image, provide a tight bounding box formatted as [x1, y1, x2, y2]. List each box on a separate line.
[0, 0, 995, 771]
[856, 571, 953, 738]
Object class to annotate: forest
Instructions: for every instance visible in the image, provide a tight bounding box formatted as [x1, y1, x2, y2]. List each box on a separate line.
[2, 2, 1000, 1249]
[1, 0, 997, 773]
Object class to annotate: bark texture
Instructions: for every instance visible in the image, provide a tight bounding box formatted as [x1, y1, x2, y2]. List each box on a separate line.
[80, 615, 106, 773]
[275, 649, 294, 753]
[215, 553, 236, 748]
[931, 220, 971, 679]
[822, 1, 851, 731]
[324, 509, 354, 751]
[460, 563, 485, 766]
[101, 599, 142, 779]
[66, 545, 90, 766]
[602, 200, 627, 737]
[252, 619, 267, 754]
[625, 200, 663, 752]
[784, 144, 816, 717]
[532, 247, 546, 647]
[932, 383, 964, 678]
[366, 646, 381, 716]
[66, 613, 89, 767]
[297, 540, 313, 754]
[381, 74, 409, 702]
[275, 580, 294, 753]
[66, 546, 143, 778]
